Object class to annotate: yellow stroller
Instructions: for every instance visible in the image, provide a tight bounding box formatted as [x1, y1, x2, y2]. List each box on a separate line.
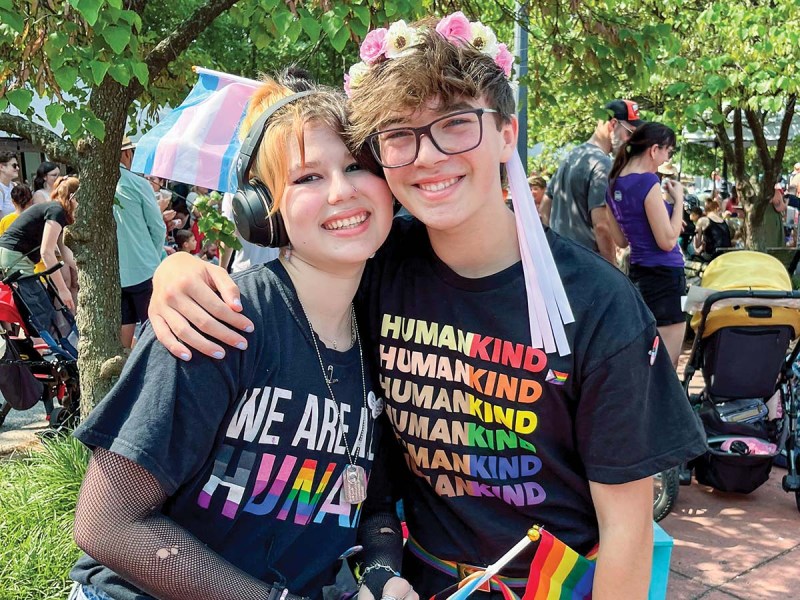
[682, 251, 800, 509]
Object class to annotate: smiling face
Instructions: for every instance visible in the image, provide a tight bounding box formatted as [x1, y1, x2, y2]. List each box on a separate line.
[280, 124, 393, 271]
[378, 97, 516, 235]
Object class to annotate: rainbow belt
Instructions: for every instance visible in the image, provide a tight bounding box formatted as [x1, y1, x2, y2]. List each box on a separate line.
[407, 535, 526, 600]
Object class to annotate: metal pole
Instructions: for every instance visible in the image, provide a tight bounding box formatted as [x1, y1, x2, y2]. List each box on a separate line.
[514, 1, 529, 173]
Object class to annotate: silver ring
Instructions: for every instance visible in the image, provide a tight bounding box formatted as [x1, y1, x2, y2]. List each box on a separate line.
[381, 596, 401, 600]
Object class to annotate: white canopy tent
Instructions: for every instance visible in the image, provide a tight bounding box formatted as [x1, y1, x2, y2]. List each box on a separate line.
[682, 110, 800, 148]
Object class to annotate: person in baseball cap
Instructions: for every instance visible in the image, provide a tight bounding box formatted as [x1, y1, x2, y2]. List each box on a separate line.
[605, 99, 644, 128]
[541, 98, 645, 262]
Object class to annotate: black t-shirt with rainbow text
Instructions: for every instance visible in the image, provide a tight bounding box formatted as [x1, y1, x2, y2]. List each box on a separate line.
[360, 217, 706, 595]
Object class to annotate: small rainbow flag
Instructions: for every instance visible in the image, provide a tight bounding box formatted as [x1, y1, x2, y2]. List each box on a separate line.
[522, 527, 597, 600]
[545, 369, 569, 385]
[131, 67, 260, 193]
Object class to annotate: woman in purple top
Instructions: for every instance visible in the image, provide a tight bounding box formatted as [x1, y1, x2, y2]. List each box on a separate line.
[605, 123, 685, 367]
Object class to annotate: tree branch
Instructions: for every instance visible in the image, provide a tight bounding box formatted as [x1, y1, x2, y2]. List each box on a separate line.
[772, 94, 797, 181]
[744, 107, 772, 174]
[128, 0, 239, 100]
[0, 113, 77, 164]
[731, 108, 746, 182]
[712, 119, 736, 175]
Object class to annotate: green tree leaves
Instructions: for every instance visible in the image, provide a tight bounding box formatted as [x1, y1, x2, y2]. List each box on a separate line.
[100, 24, 132, 53]
[70, 0, 105, 27]
[54, 66, 80, 93]
[45, 104, 67, 128]
[6, 88, 33, 112]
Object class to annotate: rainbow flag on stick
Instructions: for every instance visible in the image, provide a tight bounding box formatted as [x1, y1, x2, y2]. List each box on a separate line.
[522, 526, 597, 600]
[429, 526, 597, 600]
[131, 67, 260, 193]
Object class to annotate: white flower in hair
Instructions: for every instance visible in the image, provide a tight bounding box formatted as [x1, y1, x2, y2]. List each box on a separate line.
[348, 61, 370, 88]
[470, 21, 498, 57]
[386, 20, 419, 58]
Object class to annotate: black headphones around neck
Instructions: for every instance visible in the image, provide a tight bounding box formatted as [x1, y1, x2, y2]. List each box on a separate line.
[232, 90, 315, 247]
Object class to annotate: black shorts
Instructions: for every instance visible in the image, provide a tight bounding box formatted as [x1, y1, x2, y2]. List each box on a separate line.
[629, 264, 686, 326]
[120, 278, 153, 326]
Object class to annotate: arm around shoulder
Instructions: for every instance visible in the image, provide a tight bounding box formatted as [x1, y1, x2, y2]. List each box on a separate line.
[149, 251, 254, 360]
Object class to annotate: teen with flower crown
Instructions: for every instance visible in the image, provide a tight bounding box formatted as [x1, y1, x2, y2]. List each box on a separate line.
[146, 13, 705, 599]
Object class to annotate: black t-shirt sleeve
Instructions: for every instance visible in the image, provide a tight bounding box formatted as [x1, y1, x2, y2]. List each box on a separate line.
[74, 325, 241, 495]
[575, 321, 707, 484]
[44, 202, 68, 228]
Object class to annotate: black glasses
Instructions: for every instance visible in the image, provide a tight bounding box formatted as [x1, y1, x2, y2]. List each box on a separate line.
[8, 163, 19, 169]
[367, 108, 499, 169]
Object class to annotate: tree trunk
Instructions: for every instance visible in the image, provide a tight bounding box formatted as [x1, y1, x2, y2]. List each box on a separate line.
[742, 180, 780, 251]
[70, 90, 130, 417]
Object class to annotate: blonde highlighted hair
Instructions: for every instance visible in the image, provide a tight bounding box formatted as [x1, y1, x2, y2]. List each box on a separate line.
[51, 176, 79, 225]
[348, 23, 515, 149]
[240, 76, 348, 215]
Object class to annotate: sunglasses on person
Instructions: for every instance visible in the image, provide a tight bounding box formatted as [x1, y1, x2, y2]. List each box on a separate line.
[617, 121, 636, 135]
[658, 145, 677, 159]
[6, 162, 19, 169]
[367, 108, 499, 169]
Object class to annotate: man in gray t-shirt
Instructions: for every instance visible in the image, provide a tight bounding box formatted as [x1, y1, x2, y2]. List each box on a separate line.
[542, 99, 642, 262]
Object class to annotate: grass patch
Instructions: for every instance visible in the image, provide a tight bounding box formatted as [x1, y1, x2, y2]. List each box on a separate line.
[0, 435, 87, 599]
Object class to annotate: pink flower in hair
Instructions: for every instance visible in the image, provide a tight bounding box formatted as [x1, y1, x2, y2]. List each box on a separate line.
[360, 28, 388, 65]
[494, 43, 514, 77]
[435, 11, 472, 44]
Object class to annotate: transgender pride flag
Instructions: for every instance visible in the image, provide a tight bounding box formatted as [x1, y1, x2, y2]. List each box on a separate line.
[131, 67, 260, 193]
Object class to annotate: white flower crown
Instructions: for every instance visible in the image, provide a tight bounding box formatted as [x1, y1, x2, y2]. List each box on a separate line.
[345, 12, 514, 98]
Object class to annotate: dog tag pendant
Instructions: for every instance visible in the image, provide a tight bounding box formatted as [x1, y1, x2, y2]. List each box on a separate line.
[342, 464, 367, 504]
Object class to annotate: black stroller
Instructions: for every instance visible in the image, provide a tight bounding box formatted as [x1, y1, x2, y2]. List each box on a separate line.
[0, 263, 80, 430]
[679, 251, 800, 512]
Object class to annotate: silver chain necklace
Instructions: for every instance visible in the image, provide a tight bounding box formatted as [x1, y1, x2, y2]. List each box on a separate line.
[298, 300, 368, 504]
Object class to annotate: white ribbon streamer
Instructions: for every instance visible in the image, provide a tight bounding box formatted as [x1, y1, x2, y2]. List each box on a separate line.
[507, 149, 574, 356]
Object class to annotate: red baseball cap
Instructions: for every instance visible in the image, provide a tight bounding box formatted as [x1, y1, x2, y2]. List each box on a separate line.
[605, 99, 643, 126]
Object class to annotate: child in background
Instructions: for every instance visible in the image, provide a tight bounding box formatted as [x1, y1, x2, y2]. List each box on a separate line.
[174, 229, 197, 254]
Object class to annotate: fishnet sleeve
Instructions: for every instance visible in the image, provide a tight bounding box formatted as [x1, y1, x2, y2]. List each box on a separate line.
[73, 448, 307, 600]
[355, 431, 406, 599]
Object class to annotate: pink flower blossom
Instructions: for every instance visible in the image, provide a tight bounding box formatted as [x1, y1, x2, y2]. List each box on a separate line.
[494, 43, 513, 77]
[435, 11, 472, 45]
[360, 28, 388, 65]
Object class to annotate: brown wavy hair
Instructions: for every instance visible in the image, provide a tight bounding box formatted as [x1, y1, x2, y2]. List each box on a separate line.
[50, 176, 79, 225]
[347, 23, 515, 149]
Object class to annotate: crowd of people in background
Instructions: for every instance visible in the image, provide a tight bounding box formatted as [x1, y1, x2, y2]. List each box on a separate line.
[0, 145, 230, 348]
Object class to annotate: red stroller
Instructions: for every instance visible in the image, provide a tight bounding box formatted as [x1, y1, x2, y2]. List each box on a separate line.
[0, 264, 80, 430]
